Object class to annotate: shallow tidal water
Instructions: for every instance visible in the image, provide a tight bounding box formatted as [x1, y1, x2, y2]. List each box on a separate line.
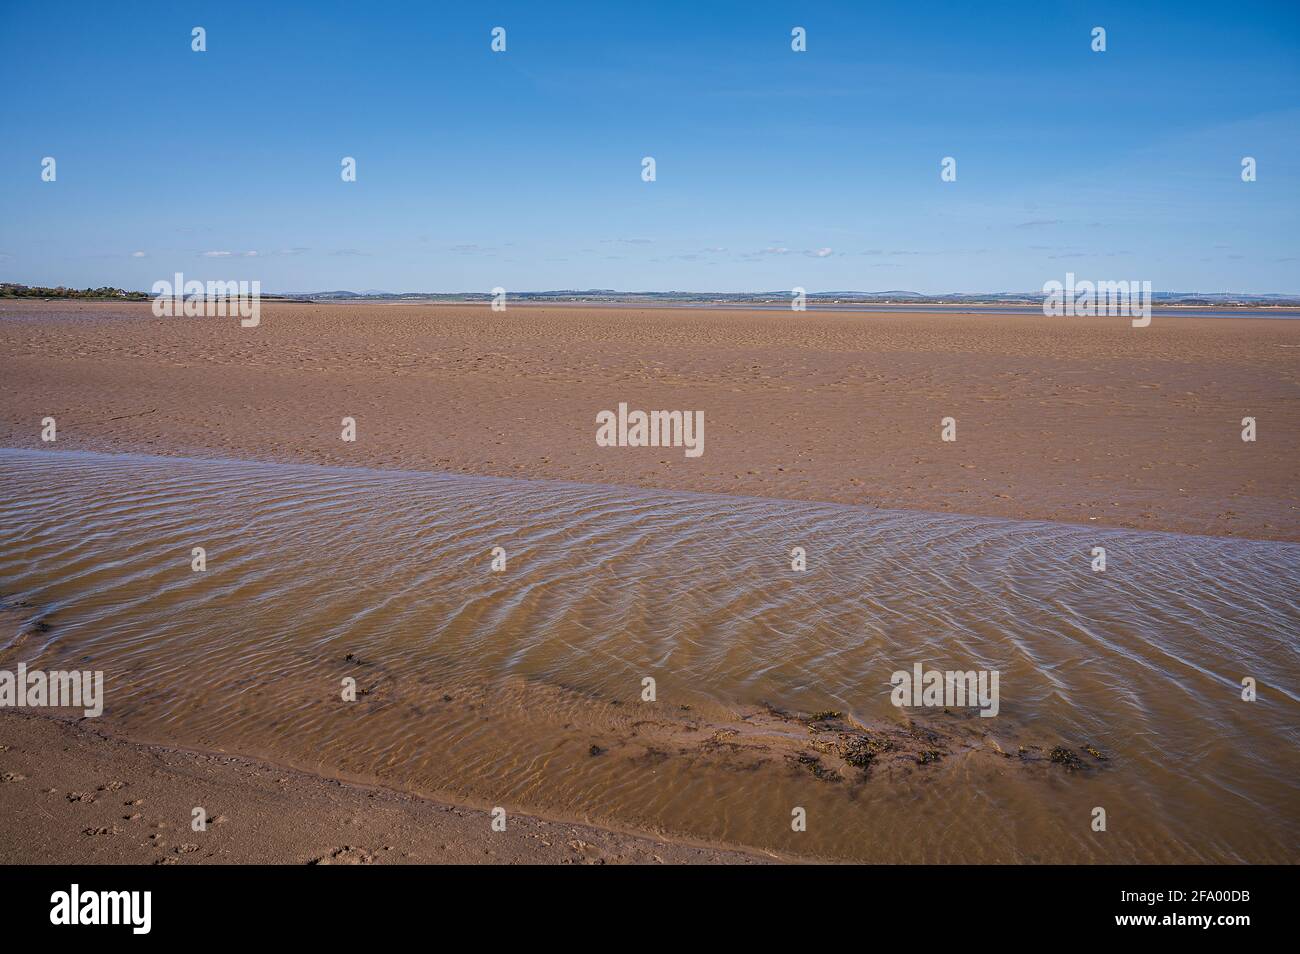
[1, 448, 1296, 863]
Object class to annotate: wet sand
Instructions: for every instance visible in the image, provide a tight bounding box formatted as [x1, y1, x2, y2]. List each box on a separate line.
[0, 711, 770, 865]
[1, 299, 1296, 540]
[2, 449, 1296, 864]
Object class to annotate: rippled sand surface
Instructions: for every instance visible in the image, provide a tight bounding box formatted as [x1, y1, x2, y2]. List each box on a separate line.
[1, 449, 1296, 862]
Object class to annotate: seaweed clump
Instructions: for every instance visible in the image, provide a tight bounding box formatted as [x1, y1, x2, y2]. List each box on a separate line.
[795, 753, 840, 782]
[838, 734, 894, 770]
[1049, 746, 1086, 771]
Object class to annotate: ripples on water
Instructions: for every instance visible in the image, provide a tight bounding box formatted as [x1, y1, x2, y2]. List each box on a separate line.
[1, 449, 1296, 862]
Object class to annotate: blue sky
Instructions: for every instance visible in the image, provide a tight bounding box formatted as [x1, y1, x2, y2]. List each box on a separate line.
[1, 0, 1297, 294]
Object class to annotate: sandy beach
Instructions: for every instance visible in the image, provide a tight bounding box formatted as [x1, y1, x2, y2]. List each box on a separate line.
[1, 301, 1297, 866]
[1, 300, 1295, 541]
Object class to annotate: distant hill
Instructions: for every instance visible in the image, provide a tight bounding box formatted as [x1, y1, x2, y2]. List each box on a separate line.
[270, 289, 1300, 306]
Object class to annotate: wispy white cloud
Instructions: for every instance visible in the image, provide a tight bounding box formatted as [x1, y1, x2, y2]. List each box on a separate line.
[741, 246, 834, 260]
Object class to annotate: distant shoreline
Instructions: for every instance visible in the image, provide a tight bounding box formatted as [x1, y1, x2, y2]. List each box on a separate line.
[8, 297, 1300, 321]
[5, 283, 1299, 310]
[6, 294, 1299, 320]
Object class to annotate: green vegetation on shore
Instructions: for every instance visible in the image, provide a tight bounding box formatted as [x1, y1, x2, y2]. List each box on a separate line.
[0, 283, 149, 300]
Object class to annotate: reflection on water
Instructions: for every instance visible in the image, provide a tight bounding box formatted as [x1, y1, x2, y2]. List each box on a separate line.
[1, 449, 1297, 862]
